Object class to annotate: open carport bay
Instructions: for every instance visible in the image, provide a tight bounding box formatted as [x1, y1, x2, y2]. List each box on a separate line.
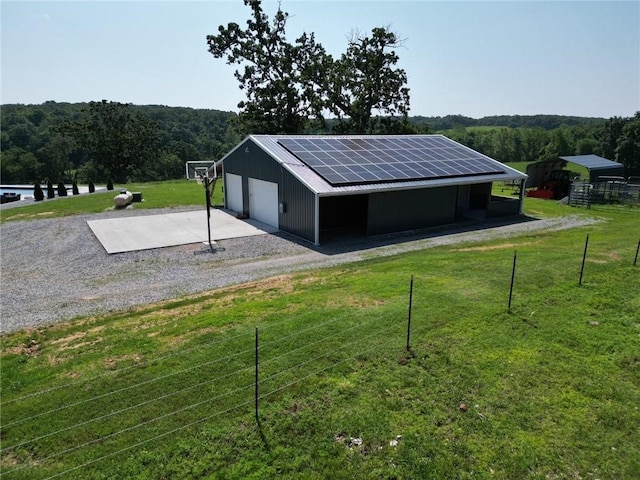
[87, 208, 278, 254]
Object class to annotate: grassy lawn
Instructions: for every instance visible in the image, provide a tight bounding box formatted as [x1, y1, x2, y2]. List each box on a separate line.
[1, 191, 639, 478]
[438, 126, 510, 135]
[0, 180, 223, 223]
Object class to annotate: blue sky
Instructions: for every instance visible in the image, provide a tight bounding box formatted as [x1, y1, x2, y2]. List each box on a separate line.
[1, 0, 638, 118]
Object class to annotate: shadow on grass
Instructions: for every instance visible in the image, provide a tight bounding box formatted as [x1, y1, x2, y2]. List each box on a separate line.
[256, 418, 271, 452]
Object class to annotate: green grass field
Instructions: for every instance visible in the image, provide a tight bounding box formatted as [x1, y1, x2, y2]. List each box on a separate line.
[437, 126, 511, 135]
[1, 185, 639, 479]
[0, 180, 224, 223]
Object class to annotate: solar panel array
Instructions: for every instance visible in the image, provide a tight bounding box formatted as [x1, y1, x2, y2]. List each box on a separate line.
[277, 136, 506, 186]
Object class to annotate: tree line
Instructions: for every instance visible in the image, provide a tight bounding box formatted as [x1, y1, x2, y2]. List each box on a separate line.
[2, 100, 639, 185]
[411, 114, 607, 131]
[1, 101, 240, 185]
[445, 114, 640, 172]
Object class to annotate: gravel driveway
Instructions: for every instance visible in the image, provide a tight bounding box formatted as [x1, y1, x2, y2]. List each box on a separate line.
[0, 206, 599, 333]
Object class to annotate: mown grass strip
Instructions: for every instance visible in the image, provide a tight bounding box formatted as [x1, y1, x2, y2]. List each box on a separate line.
[0, 180, 223, 223]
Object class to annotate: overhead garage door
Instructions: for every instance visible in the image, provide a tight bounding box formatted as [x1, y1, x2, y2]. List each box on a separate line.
[248, 177, 279, 228]
[225, 173, 243, 213]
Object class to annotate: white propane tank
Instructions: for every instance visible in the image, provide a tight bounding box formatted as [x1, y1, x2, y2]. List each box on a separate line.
[114, 190, 133, 207]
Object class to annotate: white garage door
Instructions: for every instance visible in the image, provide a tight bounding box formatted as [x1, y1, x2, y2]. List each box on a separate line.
[225, 173, 243, 214]
[248, 177, 279, 228]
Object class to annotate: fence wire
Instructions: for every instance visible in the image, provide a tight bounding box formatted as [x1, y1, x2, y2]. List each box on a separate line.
[569, 180, 640, 209]
[1, 306, 407, 479]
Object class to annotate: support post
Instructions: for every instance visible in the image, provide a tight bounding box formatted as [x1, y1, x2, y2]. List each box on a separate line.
[255, 327, 259, 424]
[634, 238, 639, 267]
[579, 234, 589, 286]
[204, 176, 213, 252]
[508, 251, 517, 312]
[406, 275, 413, 351]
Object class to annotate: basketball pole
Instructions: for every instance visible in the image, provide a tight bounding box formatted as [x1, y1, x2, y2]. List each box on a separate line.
[204, 174, 214, 252]
[187, 161, 220, 255]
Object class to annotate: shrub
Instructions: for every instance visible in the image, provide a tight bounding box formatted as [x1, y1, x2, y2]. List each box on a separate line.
[88, 180, 95, 193]
[33, 182, 44, 201]
[57, 182, 68, 197]
[106, 178, 114, 190]
[47, 180, 55, 199]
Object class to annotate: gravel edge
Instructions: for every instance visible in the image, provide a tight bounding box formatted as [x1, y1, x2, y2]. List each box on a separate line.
[0, 208, 600, 334]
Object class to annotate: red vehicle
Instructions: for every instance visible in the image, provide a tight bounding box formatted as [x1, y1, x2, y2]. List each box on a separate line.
[527, 170, 571, 200]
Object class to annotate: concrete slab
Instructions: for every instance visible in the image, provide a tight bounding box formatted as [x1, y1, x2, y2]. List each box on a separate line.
[87, 209, 278, 254]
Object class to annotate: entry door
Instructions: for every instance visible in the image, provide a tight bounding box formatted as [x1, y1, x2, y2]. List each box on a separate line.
[225, 173, 243, 213]
[248, 178, 279, 227]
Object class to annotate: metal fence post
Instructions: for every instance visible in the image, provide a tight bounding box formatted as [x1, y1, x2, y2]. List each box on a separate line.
[255, 327, 259, 424]
[406, 275, 413, 351]
[508, 251, 517, 312]
[579, 234, 589, 286]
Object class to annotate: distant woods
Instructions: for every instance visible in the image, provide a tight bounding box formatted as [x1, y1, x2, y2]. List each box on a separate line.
[1, 101, 639, 185]
[1, 101, 240, 185]
[437, 112, 640, 173]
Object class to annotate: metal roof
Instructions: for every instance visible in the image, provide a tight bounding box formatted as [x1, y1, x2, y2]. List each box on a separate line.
[559, 155, 624, 171]
[243, 134, 527, 196]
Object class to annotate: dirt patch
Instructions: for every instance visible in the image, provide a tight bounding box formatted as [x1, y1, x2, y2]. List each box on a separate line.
[4, 211, 55, 220]
[66, 338, 103, 350]
[324, 294, 386, 309]
[49, 330, 104, 351]
[0, 452, 41, 468]
[133, 275, 302, 322]
[164, 324, 237, 348]
[46, 354, 69, 366]
[104, 353, 143, 369]
[50, 331, 86, 348]
[451, 241, 540, 252]
[6, 339, 41, 357]
[215, 274, 297, 296]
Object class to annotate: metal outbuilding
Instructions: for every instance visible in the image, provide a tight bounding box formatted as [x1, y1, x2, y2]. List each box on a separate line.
[526, 154, 625, 188]
[220, 134, 528, 245]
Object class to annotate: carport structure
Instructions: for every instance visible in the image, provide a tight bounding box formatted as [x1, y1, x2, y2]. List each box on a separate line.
[525, 154, 625, 188]
[221, 134, 528, 245]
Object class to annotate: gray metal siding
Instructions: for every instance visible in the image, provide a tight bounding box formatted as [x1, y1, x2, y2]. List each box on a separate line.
[456, 185, 470, 217]
[469, 183, 492, 209]
[280, 169, 316, 242]
[224, 139, 283, 181]
[367, 187, 457, 235]
[223, 139, 316, 243]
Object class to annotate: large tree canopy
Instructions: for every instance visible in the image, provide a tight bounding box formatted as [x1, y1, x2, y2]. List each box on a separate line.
[614, 112, 640, 173]
[324, 28, 411, 134]
[59, 101, 161, 183]
[206, 0, 411, 134]
[207, 0, 327, 134]
[595, 112, 640, 173]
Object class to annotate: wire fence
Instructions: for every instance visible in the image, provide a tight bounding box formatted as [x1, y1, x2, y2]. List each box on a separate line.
[1, 303, 414, 479]
[2, 235, 638, 479]
[569, 179, 640, 209]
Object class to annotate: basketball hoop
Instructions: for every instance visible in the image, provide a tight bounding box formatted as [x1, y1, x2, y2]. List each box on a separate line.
[186, 162, 223, 255]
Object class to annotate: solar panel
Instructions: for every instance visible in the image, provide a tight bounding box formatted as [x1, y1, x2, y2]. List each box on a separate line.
[277, 136, 506, 186]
